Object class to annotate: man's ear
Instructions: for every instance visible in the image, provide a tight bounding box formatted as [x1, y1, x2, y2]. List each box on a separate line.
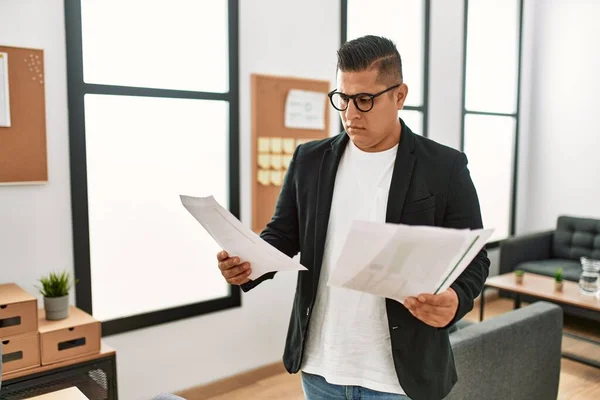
[396, 83, 409, 110]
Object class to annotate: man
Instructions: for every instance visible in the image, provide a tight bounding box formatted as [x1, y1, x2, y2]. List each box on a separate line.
[216, 35, 490, 400]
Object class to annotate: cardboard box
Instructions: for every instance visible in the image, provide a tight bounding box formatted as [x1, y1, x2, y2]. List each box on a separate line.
[0, 283, 38, 339]
[1, 333, 41, 374]
[38, 306, 101, 365]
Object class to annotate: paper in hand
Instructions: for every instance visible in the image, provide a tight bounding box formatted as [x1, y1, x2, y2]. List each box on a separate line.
[180, 195, 307, 280]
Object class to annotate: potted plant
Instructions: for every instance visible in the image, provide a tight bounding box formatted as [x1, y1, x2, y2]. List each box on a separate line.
[554, 268, 564, 292]
[515, 269, 524, 284]
[38, 271, 77, 320]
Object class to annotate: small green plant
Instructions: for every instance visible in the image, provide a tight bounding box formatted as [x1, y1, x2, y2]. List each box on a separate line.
[555, 268, 563, 282]
[515, 269, 524, 277]
[38, 271, 78, 298]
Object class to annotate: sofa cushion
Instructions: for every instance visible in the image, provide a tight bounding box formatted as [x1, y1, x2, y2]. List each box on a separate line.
[516, 259, 581, 282]
[553, 216, 600, 260]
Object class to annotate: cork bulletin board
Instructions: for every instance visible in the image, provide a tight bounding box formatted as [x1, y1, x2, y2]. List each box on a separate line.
[0, 45, 48, 185]
[251, 73, 331, 233]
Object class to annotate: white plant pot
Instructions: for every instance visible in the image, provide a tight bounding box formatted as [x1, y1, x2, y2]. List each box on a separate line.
[44, 295, 69, 320]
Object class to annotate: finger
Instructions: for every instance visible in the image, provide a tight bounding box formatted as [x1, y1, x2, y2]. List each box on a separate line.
[223, 262, 251, 279]
[216, 250, 229, 262]
[228, 269, 252, 285]
[404, 297, 418, 309]
[410, 308, 445, 327]
[218, 256, 241, 271]
[417, 293, 453, 307]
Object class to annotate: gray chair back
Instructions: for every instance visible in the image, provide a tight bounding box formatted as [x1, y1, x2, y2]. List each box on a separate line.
[445, 302, 562, 400]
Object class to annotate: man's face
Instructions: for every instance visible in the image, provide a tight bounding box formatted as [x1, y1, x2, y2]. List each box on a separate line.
[336, 68, 408, 152]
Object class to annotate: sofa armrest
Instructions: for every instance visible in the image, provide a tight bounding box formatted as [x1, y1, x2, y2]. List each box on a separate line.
[446, 302, 563, 400]
[499, 230, 554, 275]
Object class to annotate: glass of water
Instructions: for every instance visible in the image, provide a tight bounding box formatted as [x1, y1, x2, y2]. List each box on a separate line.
[579, 257, 600, 296]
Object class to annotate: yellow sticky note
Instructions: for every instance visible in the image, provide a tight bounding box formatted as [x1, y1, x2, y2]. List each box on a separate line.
[257, 169, 270, 186]
[258, 137, 270, 153]
[283, 138, 296, 154]
[271, 155, 283, 170]
[270, 170, 283, 186]
[282, 155, 293, 169]
[270, 137, 283, 154]
[258, 154, 270, 169]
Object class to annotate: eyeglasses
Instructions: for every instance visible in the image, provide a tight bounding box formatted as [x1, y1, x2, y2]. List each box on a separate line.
[327, 84, 401, 112]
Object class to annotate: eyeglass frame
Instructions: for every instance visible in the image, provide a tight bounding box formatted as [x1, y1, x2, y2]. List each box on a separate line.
[327, 83, 402, 112]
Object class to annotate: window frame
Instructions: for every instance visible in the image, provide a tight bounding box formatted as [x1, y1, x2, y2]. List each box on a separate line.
[64, 0, 241, 336]
[460, 0, 524, 249]
[340, 0, 431, 138]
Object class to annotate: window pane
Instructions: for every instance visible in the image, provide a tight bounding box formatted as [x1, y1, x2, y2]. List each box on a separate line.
[347, 0, 424, 107]
[464, 114, 516, 242]
[399, 109, 423, 136]
[465, 0, 519, 113]
[81, 0, 229, 92]
[84, 95, 230, 321]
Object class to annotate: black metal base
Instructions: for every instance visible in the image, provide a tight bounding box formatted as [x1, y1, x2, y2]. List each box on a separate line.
[479, 285, 600, 369]
[0, 354, 118, 400]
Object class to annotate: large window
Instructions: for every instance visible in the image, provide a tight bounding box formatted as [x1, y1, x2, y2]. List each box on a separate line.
[342, 0, 430, 137]
[461, 0, 523, 244]
[65, 0, 239, 335]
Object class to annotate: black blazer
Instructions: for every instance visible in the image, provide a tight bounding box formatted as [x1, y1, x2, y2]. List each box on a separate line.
[242, 120, 490, 400]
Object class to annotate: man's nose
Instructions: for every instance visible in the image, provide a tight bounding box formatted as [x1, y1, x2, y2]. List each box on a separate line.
[344, 100, 361, 120]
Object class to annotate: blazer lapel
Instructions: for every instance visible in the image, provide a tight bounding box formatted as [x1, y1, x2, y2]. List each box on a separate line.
[313, 133, 349, 285]
[386, 120, 416, 224]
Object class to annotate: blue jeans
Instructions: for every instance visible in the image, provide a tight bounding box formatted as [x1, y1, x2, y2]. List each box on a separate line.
[301, 372, 411, 400]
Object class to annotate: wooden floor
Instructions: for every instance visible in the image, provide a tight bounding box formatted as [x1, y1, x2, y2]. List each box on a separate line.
[179, 297, 600, 400]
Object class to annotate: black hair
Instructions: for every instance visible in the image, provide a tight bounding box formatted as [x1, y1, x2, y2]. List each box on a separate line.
[337, 35, 403, 85]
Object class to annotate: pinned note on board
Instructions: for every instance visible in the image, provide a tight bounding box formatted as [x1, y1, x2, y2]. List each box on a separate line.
[284, 89, 326, 130]
[0, 52, 11, 127]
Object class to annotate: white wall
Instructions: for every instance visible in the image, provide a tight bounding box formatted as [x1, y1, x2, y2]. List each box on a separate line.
[0, 1, 74, 301]
[0, 1, 339, 399]
[520, 0, 600, 233]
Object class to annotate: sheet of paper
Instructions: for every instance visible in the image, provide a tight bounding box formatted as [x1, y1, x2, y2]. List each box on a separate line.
[270, 137, 283, 154]
[283, 138, 296, 154]
[180, 195, 306, 280]
[328, 221, 493, 304]
[270, 170, 283, 186]
[284, 90, 326, 130]
[258, 154, 270, 169]
[258, 137, 270, 153]
[257, 169, 270, 185]
[270, 154, 283, 170]
[0, 52, 11, 127]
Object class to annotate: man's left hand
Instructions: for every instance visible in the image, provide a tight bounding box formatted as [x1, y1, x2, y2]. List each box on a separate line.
[404, 288, 459, 328]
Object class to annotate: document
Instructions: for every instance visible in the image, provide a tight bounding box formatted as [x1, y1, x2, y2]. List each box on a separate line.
[180, 195, 307, 280]
[328, 221, 493, 304]
[284, 89, 326, 130]
[0, 52, 10, 127]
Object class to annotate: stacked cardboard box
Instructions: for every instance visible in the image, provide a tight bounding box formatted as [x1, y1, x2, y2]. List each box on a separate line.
[1, 283, 101, 376]
[0, 283, 40, 374]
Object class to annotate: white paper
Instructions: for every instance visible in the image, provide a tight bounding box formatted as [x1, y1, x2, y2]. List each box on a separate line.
[0, 52, 10, 127]
[284, 89, 326, 130]
[180, 195, 307, 280]
[328, 221, 493, 304]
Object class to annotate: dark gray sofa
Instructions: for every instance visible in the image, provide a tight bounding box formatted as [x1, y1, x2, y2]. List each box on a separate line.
[445, 301, 563, 400]
[499, 215, 600, 282]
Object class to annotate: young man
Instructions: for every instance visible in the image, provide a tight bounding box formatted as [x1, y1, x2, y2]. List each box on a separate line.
[217, 35, 490, 400]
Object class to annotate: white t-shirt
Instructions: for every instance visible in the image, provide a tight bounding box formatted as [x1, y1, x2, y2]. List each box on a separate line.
[301, 139, 405, 395]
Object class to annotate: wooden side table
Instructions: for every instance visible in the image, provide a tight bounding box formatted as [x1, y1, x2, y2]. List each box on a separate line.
[1, 343, 117, 400]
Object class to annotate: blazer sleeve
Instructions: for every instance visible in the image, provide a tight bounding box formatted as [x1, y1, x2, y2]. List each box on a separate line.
[241, 146, 301, 292]
[442, 152, 491, 326]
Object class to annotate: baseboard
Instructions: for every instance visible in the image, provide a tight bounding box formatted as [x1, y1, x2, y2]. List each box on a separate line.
[175, 361, 287, 400]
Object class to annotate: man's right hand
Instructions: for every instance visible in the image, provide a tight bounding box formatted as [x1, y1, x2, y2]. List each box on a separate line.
[217, 250, 252, 285]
